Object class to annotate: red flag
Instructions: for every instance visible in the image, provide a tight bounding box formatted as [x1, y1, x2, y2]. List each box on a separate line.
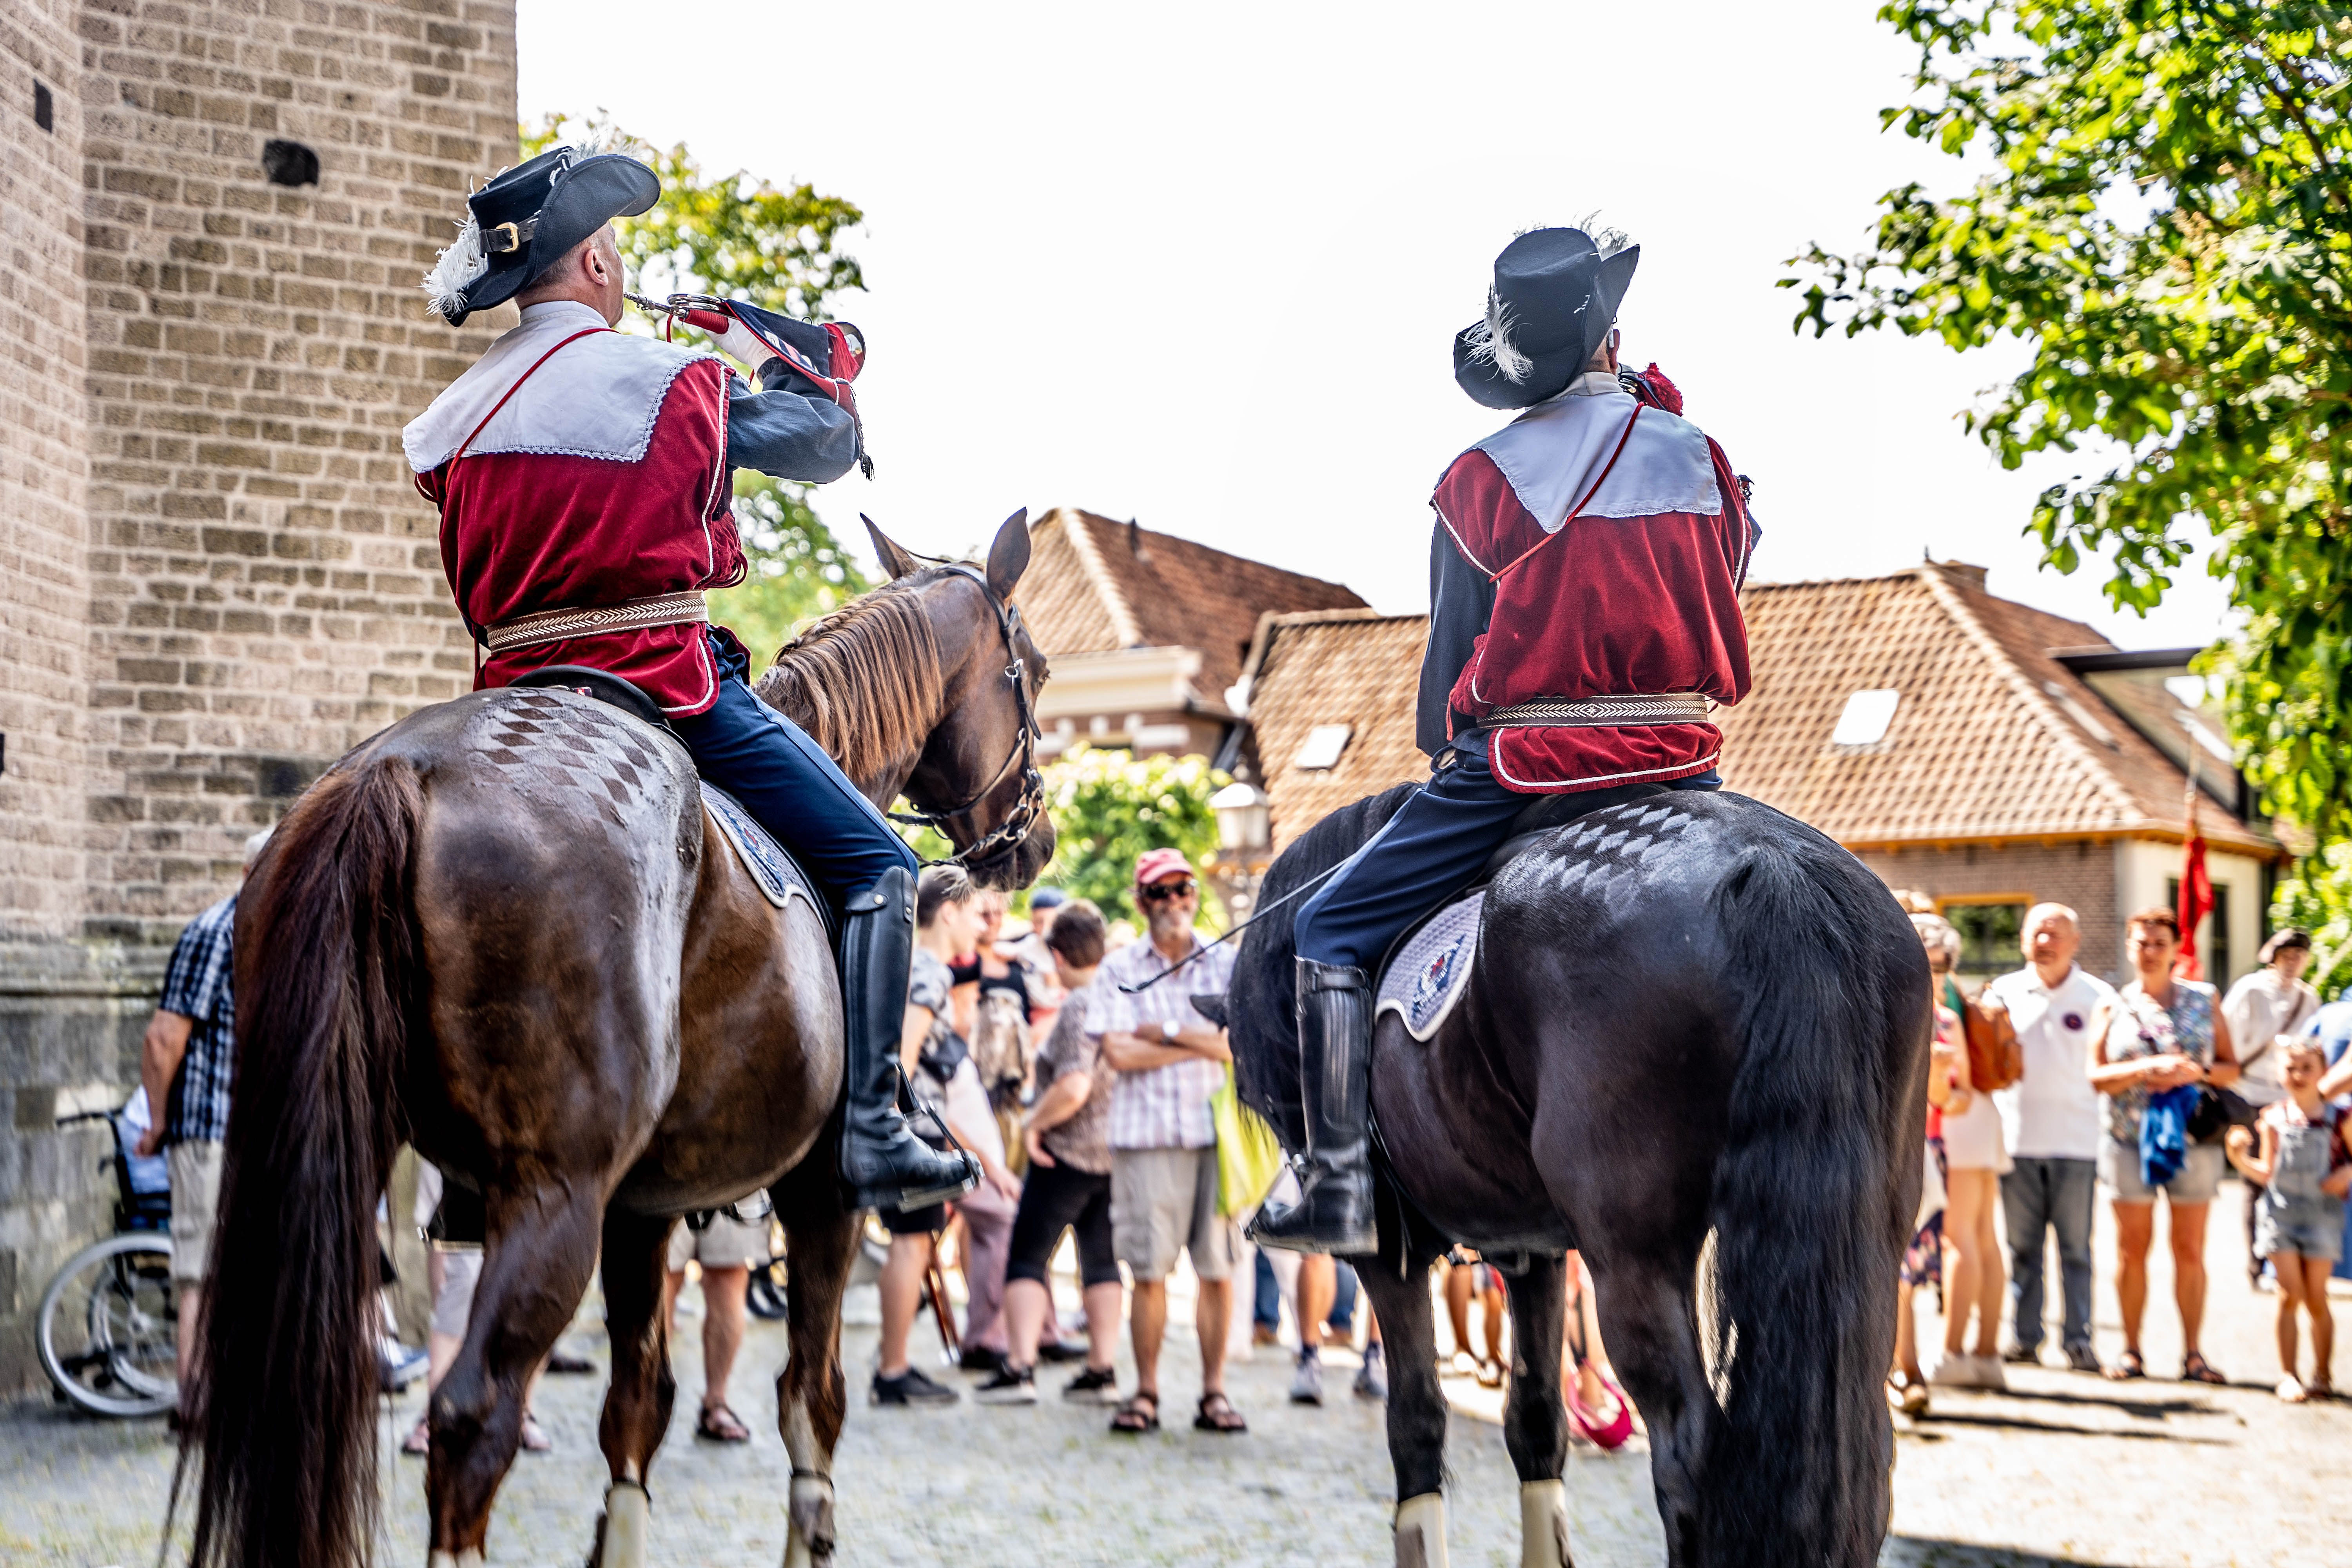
[2175, 828, 2213, 981]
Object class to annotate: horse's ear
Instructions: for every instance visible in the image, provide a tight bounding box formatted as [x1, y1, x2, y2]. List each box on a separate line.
[1189, 993, 1229, 1029]
[985, 508, 1031, 600]
[862, 514, 921, 581]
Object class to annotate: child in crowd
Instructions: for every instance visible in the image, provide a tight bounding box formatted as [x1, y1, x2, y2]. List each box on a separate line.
[2225, 1036, 2350, 1402]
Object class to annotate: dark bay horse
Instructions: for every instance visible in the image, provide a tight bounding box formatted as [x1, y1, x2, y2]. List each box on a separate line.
[179, 513, 1052, 1568]
[1220, 784, 1928, 1568]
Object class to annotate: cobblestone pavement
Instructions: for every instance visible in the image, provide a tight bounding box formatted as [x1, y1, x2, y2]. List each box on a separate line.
[5, 1195, 2348, 1567]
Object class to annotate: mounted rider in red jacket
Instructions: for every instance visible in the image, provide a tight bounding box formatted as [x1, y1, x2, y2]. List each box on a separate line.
[1254, 227, 1757, 1254]
[403, 140, 976, 1214]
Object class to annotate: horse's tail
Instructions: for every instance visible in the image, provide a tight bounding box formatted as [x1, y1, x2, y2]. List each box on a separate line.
[177, 755, 424, 1568]
[1702, 831, 1924, 1564]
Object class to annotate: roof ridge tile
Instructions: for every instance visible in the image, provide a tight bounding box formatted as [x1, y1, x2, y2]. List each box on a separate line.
[1915, 568, 2149, 827]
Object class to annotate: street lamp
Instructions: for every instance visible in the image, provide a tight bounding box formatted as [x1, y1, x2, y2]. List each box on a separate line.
[1208, 781, 1272, 917]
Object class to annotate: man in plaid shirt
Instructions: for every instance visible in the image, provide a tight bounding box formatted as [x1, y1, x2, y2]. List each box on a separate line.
[136, 827, 268, 1387]
[1089, 848, 1245, 1434]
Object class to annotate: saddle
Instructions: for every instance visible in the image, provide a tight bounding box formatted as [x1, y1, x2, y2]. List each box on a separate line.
[508, 665, 826, 930]
[1372, 781, 1672, 1043]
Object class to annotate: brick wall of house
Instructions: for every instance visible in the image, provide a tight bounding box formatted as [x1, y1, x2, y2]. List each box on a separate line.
[0, 0, 517, 1392]
[1855, 839, 2123, 986]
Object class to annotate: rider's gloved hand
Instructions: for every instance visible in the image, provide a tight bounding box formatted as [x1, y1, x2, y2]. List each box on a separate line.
[706, 310, 783, 372]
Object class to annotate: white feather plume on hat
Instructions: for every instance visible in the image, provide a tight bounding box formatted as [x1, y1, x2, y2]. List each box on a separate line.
[1463, 292, 1533, 385]
[422, 211, 488, 324]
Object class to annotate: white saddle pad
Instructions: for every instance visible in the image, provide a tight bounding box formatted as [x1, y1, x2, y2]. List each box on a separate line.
[1374, 891, 1483, 1042]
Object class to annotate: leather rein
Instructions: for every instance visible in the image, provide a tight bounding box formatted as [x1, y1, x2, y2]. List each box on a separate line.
[886, 563, 1048, 869]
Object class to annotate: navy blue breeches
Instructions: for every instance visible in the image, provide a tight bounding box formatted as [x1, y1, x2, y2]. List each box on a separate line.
[1293, 743, 1719, 973]
[669, 633, 918, 914]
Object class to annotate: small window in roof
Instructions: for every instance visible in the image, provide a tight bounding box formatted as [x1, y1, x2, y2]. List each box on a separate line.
[1829, 689, 1900, 747]
[1294, 723, 1353, 771]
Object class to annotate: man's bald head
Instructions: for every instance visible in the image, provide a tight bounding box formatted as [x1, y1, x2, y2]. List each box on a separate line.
[2022, 902, 2080, 974]
[513, 224, 625, 326]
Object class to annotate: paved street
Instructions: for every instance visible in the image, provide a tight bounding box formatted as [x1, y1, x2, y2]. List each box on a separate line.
[4, 1191, 2348, 1567]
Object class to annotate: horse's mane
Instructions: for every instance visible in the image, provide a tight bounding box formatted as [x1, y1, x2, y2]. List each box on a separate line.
[753, 579, 944, 793]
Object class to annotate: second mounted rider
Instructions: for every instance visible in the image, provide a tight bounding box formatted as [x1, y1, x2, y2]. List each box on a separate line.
[401, 139, 976, 1212]
[1255, 226, 1759, 1254]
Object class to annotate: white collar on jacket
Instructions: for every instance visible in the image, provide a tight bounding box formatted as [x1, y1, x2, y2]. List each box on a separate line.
[1462, 372, 1719, 530]
[401, 301, 726, 473]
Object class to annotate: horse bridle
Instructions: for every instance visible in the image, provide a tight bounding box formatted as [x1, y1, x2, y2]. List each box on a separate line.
[885, 563, 1048, 869]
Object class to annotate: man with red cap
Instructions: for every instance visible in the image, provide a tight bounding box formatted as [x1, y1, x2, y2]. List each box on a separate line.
[403, 138, 974, 1213]
[1256, 225, 1758, 1254]
[1087, 849, 1249, 1435]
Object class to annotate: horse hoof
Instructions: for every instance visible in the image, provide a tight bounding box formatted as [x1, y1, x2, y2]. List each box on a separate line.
[784, 1471, 837, 1567]
[1519, 1479, 1570, 1568]
[1395, 1492, 1448, 1568]
[597, 1480, 651, 1568]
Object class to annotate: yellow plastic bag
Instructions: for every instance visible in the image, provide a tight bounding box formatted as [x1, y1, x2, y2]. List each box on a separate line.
[1211, 1064, 1285, 1216]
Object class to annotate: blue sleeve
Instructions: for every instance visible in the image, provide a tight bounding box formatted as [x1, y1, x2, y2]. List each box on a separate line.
[724, 361, 860, 483]
[1417, 519, 1496, 757]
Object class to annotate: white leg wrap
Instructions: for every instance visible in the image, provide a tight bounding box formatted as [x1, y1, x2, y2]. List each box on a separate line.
[599, 1480, 651, 1568]
[1520, 1479, 1571, 1568]
[1395, 1492, 1449, 1568]
[784, 1472, 837, 1568]
[426, 1552, 482, 1568]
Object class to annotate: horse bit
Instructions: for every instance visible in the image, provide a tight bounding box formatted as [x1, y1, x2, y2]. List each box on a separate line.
[885, 563, 1048, 869]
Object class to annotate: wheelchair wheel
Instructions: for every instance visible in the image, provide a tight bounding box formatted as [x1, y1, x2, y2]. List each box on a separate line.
[38, 1232, 178, 1418]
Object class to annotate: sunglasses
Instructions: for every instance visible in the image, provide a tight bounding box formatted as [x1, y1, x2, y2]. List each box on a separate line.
[1137, 878, 1197, 904]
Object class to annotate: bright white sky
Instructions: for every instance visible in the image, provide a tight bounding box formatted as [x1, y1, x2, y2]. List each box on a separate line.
[516, 0, 2229, 650]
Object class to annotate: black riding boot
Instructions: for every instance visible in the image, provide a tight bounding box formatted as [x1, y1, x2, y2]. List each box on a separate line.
[837, 867, 979, 1211]
[1250, 958, 1377, 1255]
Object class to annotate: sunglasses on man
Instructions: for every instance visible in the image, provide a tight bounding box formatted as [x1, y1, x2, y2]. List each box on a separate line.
[1137, 877, 1197, 904]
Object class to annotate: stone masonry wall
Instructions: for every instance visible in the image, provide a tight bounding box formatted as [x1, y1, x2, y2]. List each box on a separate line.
[76, 0, 517, 942]
[0, 0, 518, 1393]
[2, 0, 93, 944]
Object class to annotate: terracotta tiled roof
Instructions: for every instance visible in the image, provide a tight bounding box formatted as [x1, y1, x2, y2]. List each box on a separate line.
[1717, 564, 2275, 854]
[1238, 610, 1432, 853]
[1019, 509, 1368, 706]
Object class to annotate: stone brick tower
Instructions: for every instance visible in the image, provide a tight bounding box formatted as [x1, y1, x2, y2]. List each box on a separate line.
[0, 0, 517, 1388]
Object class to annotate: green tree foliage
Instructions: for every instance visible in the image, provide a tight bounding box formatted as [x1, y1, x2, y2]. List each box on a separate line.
[2273, 839, 2352, 996]
[1030, 747, 1227, 925]
[520, 114, 865, 318]
[1786, 1, 2352, 984]
[521, 114, 873, 657]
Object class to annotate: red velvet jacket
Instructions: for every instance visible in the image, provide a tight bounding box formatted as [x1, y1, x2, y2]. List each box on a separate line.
[405, 301, 858, 717]
[1428, 390, 1753, 792]
[423, 353, 742, 714]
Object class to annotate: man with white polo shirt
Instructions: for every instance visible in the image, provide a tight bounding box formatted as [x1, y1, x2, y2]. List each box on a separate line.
[1985, 903, 2116, 1372]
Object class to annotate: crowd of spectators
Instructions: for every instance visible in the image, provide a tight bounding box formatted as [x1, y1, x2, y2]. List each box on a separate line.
[1891, 897, 2349, 1414]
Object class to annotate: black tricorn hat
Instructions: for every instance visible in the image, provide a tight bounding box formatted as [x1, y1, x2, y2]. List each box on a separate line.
[423, 143, 661, 327]
[1452, 227, 1640, 410]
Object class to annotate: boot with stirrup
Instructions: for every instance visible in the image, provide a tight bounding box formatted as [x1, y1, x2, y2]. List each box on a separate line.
[1249, 958, 1377, 1254]
[837, 866, 979, 1211]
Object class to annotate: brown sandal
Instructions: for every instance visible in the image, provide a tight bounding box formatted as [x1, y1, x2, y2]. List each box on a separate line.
[400, 1418, 431, 1457]
[695, 1403, 751, 1443]
[2180, 1352, 2226, 1386]
[1110, 1391, 1160, 1434]
[1193, 1391, 1247, 1433]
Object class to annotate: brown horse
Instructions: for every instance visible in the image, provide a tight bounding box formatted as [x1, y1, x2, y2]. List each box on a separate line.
[177, 513, 1052, 1568]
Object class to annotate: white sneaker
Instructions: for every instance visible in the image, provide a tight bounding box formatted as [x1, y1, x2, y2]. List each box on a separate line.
[1971, 1354, 2007, 1391]
[1290, 1351, 1325, 1405]
[1928, 1352, 1978, 1388]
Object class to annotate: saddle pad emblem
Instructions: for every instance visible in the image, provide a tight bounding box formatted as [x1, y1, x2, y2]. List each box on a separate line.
[1376, 891, 1483, 1043]
[701, 782, 823, 923]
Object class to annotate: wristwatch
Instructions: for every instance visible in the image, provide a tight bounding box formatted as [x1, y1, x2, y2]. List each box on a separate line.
[1161, 1019, 1181, 1042]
